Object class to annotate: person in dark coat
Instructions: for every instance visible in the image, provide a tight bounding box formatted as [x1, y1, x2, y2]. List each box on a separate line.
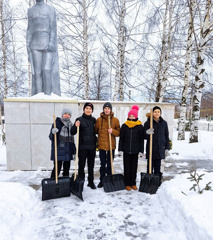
[144, 106, 170, 183]
[71, 102, 97, 189]
[118, 105, 144, 191]
[49, 108, 76, 178]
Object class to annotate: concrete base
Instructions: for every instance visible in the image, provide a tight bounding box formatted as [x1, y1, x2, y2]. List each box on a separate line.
[4, 98, 174, 170]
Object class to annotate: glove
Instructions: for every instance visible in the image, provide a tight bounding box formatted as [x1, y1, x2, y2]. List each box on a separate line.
[146, 128, 154, 135]
[165, 149, 170, 157]
[52, 128, 59, 134]
[118, 151, 123, 157]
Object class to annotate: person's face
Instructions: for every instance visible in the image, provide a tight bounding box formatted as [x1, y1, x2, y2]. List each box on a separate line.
[104, 107, 111, 115]
[62, 113, 71, 119]
[84, 106, 93, 116]
[128, 114, 136, 120]
[153, 109, 161, 120]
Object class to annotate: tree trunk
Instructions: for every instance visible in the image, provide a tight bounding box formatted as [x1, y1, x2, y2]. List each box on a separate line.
[177, 0, 195, 140]
[155, 0, 169, 102]
[113, 0, 126, 101]
[189, 0, 211, 143]
[82, 0, 89, 100]
[0, 0, 8, 98]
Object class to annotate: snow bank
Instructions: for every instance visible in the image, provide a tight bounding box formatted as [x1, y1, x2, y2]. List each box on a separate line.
[158, 172, 213, 240]
[169, 130, 213, 160]
[0, 182, 41, 240]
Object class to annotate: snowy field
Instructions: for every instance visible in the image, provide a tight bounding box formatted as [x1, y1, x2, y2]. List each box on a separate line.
[0, 130, 213, 240]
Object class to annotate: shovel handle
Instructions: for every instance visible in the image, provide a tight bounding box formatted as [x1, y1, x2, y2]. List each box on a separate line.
[53, 114, 58, 184]
[74, 124, 80, 181]
[108, 116, 114, 175]
[149, 109, 153, 174]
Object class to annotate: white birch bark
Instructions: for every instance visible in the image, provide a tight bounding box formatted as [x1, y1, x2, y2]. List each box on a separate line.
[82, 0, 89, 100]
[118, 0, 126, 101]
[155, 0, 169, 102]
[0, 0, 7, 98]
[189, 0, 212, 143]
[113, 0, 126, 101]
[177, 0, 195, 140]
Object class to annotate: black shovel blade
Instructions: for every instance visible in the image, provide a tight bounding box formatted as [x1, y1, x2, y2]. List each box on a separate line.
[70, 174, 84, 201]
[139, 172, 160, 194]
[102, 174, 125, 193]
[42, 176, 71, 201]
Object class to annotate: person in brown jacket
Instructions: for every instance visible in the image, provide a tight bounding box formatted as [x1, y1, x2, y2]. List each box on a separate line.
[95, 102, 120, 188]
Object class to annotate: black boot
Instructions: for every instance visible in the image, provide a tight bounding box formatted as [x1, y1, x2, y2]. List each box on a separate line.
[97, 181, 103, 188]
[159, 172, 163, 186]
[87, 182, 96, 189]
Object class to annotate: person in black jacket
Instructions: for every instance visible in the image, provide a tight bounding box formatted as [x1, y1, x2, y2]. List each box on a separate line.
[71, 102, 97, 189]
[118, 105, 144, 191]
[144, 106, 170, 184]
[49, 108, 76, 178]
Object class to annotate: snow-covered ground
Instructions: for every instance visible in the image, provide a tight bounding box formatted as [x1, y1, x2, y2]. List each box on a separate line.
[0, 130, 213, 240]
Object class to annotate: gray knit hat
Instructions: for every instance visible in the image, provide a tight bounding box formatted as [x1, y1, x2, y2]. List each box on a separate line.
[61, 108, 72, 116]
[103, 102, 112, 111]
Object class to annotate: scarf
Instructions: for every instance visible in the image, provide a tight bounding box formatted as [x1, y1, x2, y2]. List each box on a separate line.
[59, 118, 74, 143]
[124, 119, 142, 128]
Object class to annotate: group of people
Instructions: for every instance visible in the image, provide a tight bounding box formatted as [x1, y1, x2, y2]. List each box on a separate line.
[49, 102, 170, 191]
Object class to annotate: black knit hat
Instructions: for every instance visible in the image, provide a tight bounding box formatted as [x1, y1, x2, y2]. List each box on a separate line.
[83, 102, 94, 112]
[103, 102, 112, 111]
[153, 106, 162, 113]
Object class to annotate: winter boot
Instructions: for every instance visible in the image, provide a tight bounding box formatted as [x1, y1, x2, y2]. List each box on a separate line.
[131, 186, 138, 190]
[125, 186, 131, 191]
[97, 181, 103, 188]
[87, 182, 96, 189]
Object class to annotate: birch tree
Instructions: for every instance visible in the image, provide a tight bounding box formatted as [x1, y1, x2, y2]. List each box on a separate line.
[155, 0, 174, 102]
[177, 0, 196, 140]
[0, 0, 8, 98]
[189, 0, 213, 143]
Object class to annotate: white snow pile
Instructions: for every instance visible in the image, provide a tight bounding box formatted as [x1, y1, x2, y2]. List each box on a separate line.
[169, 130, 213, 160]
[0, 182, 41, 240]
[158, 171, 213, 240]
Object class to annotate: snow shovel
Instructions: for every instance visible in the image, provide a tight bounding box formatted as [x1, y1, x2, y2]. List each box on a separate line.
[42, 115, 71, 201]
[70, 124, 84, 201]
[139, 109, 160, 194]
[102, 116, 125, 193]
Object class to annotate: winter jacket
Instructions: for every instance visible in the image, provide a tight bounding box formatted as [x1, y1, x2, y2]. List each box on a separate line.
[95, 112, 120, 150]
[119, 119, 144, 154]
[71, 113, 96, 150]
[49, 117, 76, 161]
[144, 115, 170, 160]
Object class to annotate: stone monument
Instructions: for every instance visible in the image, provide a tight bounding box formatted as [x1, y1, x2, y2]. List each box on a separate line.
[26, 0, 61, 96]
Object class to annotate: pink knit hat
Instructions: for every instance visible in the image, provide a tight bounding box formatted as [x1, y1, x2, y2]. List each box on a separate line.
[128, 105, 139, 118]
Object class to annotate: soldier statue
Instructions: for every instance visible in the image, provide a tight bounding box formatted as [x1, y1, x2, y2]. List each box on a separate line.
[26, 0, 61, 96]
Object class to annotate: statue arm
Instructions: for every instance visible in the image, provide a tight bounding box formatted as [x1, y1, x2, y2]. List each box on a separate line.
[26, 9, 33, 60]
[48, 8, 57, 52]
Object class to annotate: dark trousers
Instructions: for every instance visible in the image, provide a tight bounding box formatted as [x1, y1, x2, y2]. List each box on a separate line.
[147, 158, 161, 174]
[51, 161, 70, 178]
[78, 149, 96, 183]
[99, 149, 115, 182]
[123, 153, 138, 186]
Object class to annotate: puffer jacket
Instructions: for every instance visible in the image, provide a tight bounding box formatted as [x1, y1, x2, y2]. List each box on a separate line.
[119, 119, 144, 154]
[49, 117, 76, 161]
[71, 113, 96, 150]
[95, 112, 120, 150]
[144, 115, 170, 160]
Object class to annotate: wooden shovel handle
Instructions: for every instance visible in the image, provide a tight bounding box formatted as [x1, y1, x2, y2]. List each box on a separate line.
[108, 116, 114, 175]
[53, 115, 58, 184]
[74, 125, 80, 180]
[149, 109, 153, 174]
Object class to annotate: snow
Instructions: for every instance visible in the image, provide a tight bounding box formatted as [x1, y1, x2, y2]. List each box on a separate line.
[0, 129, 213, 240]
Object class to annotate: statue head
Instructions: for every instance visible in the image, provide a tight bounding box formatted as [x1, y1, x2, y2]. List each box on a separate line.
[36, 0, 44, 3]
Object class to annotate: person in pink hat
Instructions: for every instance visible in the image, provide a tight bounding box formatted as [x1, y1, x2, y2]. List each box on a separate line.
[118, 105, 144, 191]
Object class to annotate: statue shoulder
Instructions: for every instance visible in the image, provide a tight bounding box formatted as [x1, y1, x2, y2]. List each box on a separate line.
[27, 7, 33, 17]
[45, 4, 56, 13]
